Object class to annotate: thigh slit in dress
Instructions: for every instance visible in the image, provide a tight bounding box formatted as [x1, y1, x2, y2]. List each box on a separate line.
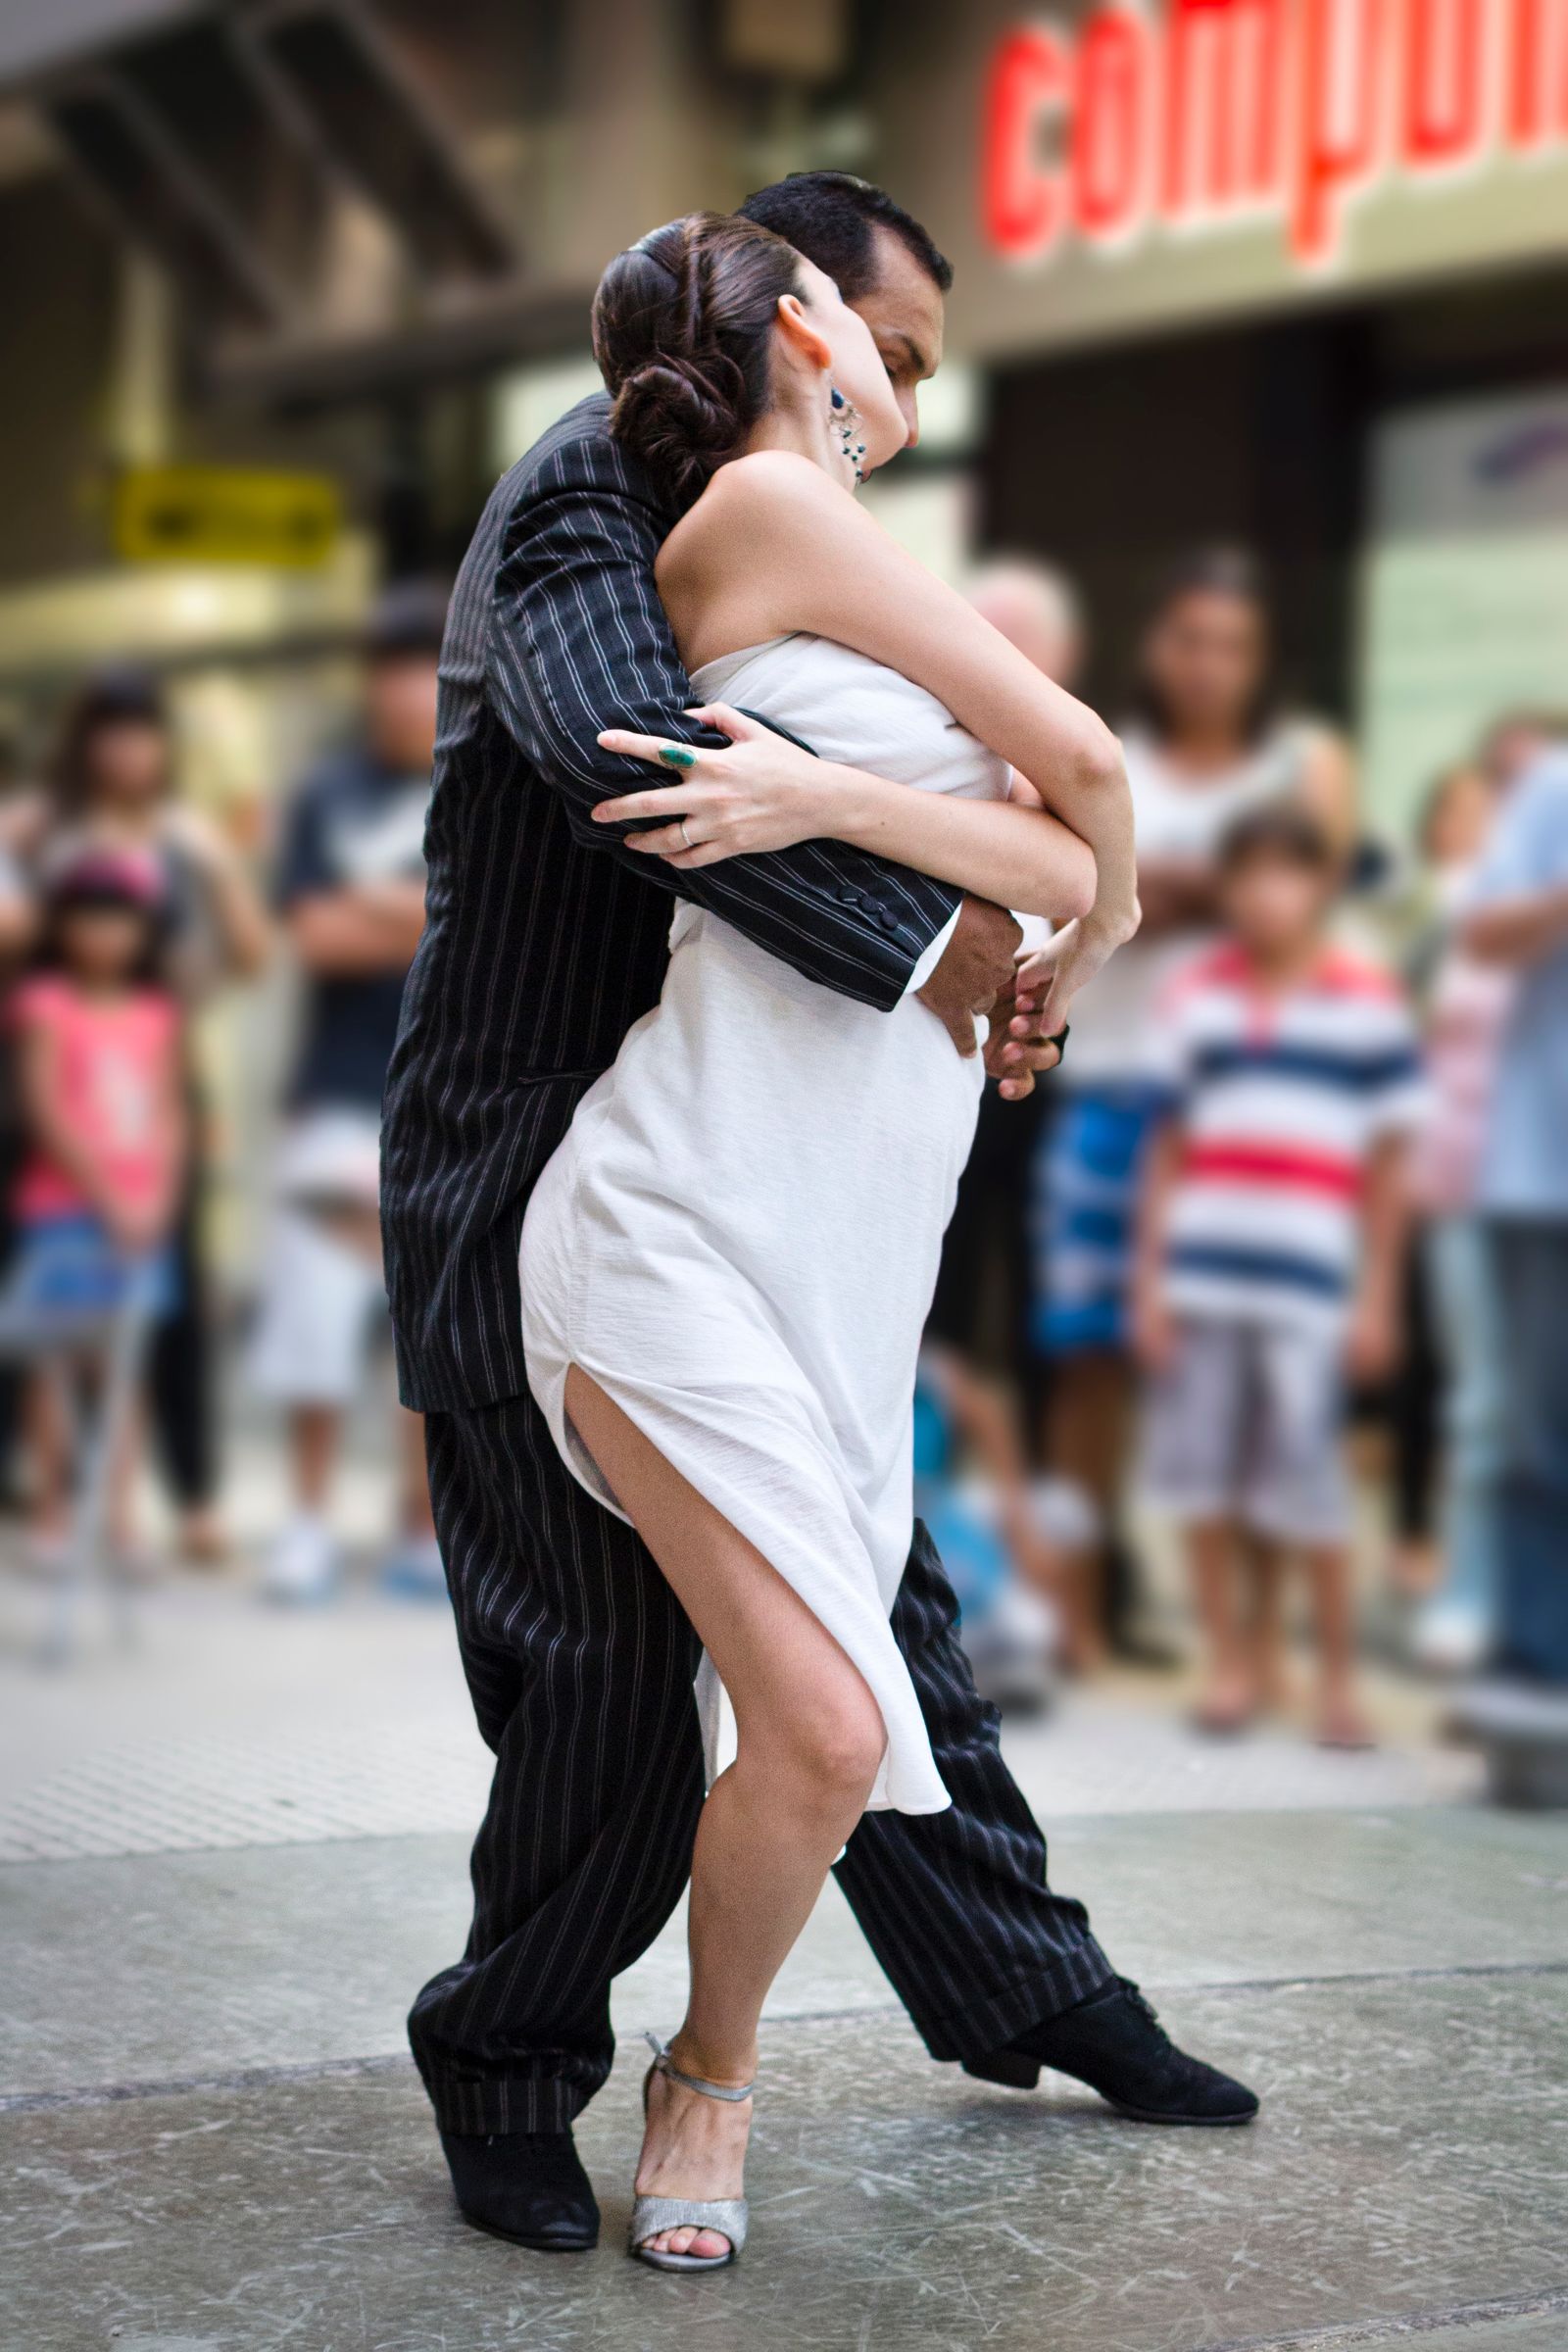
[520, 633, 1011, 1816]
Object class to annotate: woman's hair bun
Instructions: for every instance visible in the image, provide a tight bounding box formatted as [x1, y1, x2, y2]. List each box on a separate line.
[608, 352, 749, 511]
[593, 212, 802, 508]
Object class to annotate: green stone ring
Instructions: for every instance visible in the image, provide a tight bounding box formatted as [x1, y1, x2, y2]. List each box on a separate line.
[658, 745, 698, 771]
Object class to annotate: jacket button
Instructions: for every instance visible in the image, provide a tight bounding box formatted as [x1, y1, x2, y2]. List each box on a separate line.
[838, 884, 861, 905]
[874, 904, 899, 932]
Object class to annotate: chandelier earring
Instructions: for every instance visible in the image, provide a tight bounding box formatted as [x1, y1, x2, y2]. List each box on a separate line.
[828, 384, 866, 486]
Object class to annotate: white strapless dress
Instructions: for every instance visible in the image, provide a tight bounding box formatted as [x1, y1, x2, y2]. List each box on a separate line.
[519, 632, 1009, 1814]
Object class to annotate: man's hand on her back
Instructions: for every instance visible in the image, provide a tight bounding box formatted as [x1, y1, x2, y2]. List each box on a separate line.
[917, 897, 1021, 1063]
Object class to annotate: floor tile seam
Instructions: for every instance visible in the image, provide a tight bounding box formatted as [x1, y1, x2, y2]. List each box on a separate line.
[0, 1798, 1486, 1869]
[7, 1958, 1568, 2116]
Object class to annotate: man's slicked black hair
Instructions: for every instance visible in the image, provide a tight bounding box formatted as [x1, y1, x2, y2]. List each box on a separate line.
[737, 172, 954, 301]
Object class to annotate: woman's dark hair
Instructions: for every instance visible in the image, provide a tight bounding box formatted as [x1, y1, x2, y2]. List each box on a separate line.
[593, 211, 806, 509]
[739, 172, 953, 300]
[48, 664, 172, 818]
[1130, 544, 1278, 748]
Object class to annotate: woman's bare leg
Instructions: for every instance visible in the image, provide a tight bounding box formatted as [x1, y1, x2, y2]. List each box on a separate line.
[564, 1366, 886, 2260]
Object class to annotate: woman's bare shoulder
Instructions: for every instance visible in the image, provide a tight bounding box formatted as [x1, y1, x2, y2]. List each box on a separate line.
[653, 457, 860, 659]
[662, 451, 850, 571]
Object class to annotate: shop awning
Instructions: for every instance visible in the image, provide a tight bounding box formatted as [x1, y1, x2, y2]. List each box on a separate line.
[10, 0, 523, 390]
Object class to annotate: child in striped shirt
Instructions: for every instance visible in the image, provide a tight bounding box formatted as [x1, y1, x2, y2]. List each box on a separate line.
[1134, 807, 1424, 1747]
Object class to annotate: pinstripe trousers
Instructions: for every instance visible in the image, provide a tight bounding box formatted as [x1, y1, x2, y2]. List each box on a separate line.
[410, 1386, 1113, 2134]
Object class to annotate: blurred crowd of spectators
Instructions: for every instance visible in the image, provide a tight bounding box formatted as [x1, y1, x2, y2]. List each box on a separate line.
[925, 549, 1568, 1742]
[3, 547, 1566, 1750]
[0, 585, 446, 1600]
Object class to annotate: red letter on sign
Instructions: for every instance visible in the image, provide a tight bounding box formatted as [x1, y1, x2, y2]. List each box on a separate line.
[1161, 0, 1285, 217]
[983, 26, 1070, 257]
[1403, 0, 1485, 166]
[1508, 0, 1568, 144]
[1072, 6, 1152, 237]
[1292, 0, 1388, 264]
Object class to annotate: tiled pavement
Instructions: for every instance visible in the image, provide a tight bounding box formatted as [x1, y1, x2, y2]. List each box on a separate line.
[4, 1570, 1565, 2350]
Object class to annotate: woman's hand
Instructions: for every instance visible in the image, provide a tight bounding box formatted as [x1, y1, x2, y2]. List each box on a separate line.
[1014, 904, 1139, 1035]
[592, 703, 837, 868]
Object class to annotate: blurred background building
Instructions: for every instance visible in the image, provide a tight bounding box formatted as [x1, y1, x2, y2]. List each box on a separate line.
[0, 0, 1563, 1704]
[5, 19, 1568, 2342]
[1, 2, 1565, 1240]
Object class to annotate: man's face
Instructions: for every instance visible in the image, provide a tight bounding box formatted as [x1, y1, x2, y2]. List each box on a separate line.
[846, 225, 946, 457]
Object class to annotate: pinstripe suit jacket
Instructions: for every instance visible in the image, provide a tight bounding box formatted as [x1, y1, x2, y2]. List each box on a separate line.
[381, 395, 961, 1412]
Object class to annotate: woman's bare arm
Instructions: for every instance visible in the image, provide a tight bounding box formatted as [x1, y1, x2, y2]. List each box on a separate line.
[163, 808, 273, 981]
[1299, 725, 1357, 859]
[646, 451, 1137, 933]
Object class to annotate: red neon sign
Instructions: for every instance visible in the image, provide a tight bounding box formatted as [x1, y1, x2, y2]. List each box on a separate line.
[1073, 7, 1151, 235]
[982, 0, 1568, 270]
[983, 27, 1071, 252]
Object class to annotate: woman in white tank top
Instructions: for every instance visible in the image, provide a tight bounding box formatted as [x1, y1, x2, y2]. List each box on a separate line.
[517, 210, 1140, 2269]
[1067, 550, 1352, 1087]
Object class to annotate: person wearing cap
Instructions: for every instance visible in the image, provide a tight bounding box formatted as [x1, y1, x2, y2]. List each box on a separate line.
[250, 583, 447, 1603]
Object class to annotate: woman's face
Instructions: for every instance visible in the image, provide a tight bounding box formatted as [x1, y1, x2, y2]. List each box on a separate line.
[1144, 589, 1267, 743]
[87, 718, 170, 809]
[786, 261, 908, 477]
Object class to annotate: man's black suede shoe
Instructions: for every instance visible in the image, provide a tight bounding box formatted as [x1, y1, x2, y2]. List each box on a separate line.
[440, 2127, 600, 2251]
[962, 1978, 1259, 2124]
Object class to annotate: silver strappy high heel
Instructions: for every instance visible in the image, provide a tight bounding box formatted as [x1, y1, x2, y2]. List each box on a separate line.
[630, 2032, 753, 2273]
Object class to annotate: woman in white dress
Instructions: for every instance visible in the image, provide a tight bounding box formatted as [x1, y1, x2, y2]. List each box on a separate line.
[518, 211, 1139, 2269]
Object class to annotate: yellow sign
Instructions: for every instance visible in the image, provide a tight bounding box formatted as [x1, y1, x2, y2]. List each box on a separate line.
[115, 466, 341, 568]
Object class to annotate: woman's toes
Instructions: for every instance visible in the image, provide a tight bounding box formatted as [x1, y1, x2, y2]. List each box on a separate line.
[646, 2223, 730, 2260]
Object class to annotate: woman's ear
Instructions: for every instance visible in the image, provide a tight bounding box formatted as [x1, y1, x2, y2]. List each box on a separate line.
[774, 292, 833, 377]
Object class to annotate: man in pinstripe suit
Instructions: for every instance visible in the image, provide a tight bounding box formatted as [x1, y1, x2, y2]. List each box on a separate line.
[382, 173, 1257, 2253]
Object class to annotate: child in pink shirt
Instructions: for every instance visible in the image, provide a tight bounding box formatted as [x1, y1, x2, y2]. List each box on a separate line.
[9, 847, 185, 1555]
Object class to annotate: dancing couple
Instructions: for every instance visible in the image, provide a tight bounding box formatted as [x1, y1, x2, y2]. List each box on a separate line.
[381, 171, 1257, 2274]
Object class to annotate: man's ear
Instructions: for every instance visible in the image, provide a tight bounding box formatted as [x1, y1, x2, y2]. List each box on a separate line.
[775, 293, 833, 376]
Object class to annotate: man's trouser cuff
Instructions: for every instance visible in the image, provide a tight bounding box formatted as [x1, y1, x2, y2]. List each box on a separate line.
[415, 2051, 599, 2136]
[915, 1936, 1117, 2066]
